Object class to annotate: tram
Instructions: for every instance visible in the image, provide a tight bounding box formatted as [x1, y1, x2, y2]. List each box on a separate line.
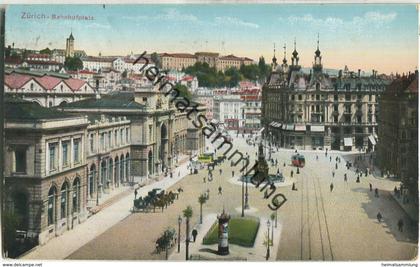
[291, 154, 305, 167]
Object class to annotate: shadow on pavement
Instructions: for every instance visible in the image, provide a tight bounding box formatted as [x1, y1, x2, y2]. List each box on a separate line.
[353, 187, 418, 244]
[198, 248, 219, 255]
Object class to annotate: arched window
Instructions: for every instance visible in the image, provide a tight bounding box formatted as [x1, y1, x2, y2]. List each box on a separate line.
[60, 182, 69, 219]
[120, 155, 125, 183]
[48, 186, 57, 226]
[114, 156, 119, 187]
[89, 164, 96, 197]
[72, 178, 80, 213]
[100, 160, 107, 190]
[108, 158, 113, 188]
[125, 153, 130, 183]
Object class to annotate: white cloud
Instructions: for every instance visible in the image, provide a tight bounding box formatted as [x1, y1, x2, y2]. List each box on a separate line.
[86, 22, 111, 29]
[122, 9, 198, 23]
[282, 11, 397, 32]
[214, 16, 259, 29]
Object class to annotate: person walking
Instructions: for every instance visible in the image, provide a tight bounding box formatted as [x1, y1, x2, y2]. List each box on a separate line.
[335, 163, 338, 169]
[332, 171, 335, 178]
[356, 176, 360, 183]
[344, 173, 347, 182]
[291, 170, 294, 178]
[292, 182, 297, 191]
[330, 183, 334, 192]
[203, 177, 206, 183]
[232, 170, 235, 177]
[192, 229, 198, 242]
[394, 186, 398, 196]
[377, 212, 383, 222]
[398, 219, 404, 232]
[218, 186, 223, 195]
[219, 169, 222, 175]
[316, 155, 319, 160]
[330, 156, 332, 162]
[375, 188, 379, 197]
[369, 183, 373, 192]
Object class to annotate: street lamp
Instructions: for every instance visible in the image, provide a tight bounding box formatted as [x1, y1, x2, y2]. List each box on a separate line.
[245, 155, 250, 209]
[266, 220, 271, 260]
[177, 215, 182, 253]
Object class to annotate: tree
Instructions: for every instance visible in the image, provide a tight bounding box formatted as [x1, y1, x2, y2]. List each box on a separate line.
[3, 211, 20, 258]
[64, 56, 83, 71]
[39, 47, 52, 55]
[198, 194, 207, 224]
[122, 70, 128, 78]
[174, 84, 192, 101]
[151, 52, 161, 68]
[183, 206, 193, 260]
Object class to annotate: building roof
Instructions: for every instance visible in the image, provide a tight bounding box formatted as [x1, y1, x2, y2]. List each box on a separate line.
[160, 53, 197, 59]
[24, 60, 62, 66]
[5, 57, 23, 65]
[82, 56, 116, 63]
[27, 53, 50, 59]
[60, 92, 146, 110]
[5, 97, 78, 120]
[384, 72, 418, 97]
[219, 54, 242, 61]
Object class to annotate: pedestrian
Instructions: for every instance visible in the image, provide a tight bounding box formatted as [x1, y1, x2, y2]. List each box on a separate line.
[330, 156, 332, 162]
[369, 183, 373, 192]
[344, 173, 347, 182]
[284, 163, 286, 167]
[232, 170, 235, 177]
[277, 168, 280, 174]
[330, 183, 334, 192]
[291, 170, 294, 178]
[219, 169, 222, 175]
[203, 177, 206, 183]
[375, 188, 379, 197]
[218, 186, 222, 195]
[397, 219, 404, 232]
[134, 189, 138, 199]
[292, 182, 297, 191]
[170, 172, 173, 178]
[335, 163, 338, 169]
[356, 176, 360, 183]
[192, 229, 198, 242]
[178, 171, 180, 177]
[316, 155, 319, 160]
[377, 212, 383, 222]
[332, 171, 335, 178]
[394, 186, 398, 195]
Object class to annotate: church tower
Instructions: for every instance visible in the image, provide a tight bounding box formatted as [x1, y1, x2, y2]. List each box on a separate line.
[313, 33, 323, 73]
[65, 32, 75, 57]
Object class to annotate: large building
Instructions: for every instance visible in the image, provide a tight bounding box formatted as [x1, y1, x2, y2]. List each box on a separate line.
[60, 83, 205, 181]
[4, 98, 91, 246]
[262, 42, 390, 151]
[377, 72, 418, 205]
[5, 69, 96, 107]
[213, 94, 244, 130]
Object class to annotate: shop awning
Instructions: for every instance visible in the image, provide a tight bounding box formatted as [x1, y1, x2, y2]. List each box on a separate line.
[368, 135, 377, 145]
[344, 137, 353, 146]
[294, 125, 306, 132]
[286, 124, 294, 131]
[311, 125, 325, 132]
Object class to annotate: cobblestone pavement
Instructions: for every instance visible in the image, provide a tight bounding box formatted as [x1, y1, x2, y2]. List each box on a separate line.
[67, 133, 417, 261]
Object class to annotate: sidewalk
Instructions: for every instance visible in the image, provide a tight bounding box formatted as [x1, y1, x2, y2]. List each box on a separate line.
[390, 192, 419, 223]
[21, 155, 193, 260]
[169, 214, 282, 261]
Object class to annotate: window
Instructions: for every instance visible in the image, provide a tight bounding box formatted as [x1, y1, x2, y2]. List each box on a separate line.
[14, 147, 27, 173]
[316, 95, 320, 101]
[30, 83, 34, 90]
[298, 95, 302, 101]
[49, 143, 58, 171]
[120, 129, 124, 144]
[48, 101, 53, 107]
[108, 131, 112, 148]
[72, 178, 80, 213]
[89, 134, 94, 154]
[126, 128, 129, 143]
[334, 94, 338, 101]
[73, 139, 80, 163]
[114, 130, 118, 146]
[60, 183, 68, 219]
[48, 187, 56, 226]
[333, 104, 338, 112]
[100, 133, 105, 151]
[62, 141, 70, 167]
[333, 115, 339, 123]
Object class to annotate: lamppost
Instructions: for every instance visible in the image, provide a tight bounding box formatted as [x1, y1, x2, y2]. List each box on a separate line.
[244, 155, 250, 209]
[266, 220, 270, 260]
[177, 215, 182, 253]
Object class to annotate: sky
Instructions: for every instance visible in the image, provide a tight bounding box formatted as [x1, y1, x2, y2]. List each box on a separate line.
[5, 4, 419, 74]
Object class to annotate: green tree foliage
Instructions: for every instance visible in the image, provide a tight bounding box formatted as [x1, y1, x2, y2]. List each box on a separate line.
[39, 47, 52, 55]
[151, 52, 161, 68]
[185, 59, 271, 88]
[174, 84, 192, 101]
[122, 70, 128, 78]
[64, 56, 83, 71]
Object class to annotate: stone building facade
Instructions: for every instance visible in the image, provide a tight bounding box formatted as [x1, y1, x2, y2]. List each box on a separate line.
[377, 72, 418, 205]
[4, 98, 90, 245]
[262, 42, 390, 151]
